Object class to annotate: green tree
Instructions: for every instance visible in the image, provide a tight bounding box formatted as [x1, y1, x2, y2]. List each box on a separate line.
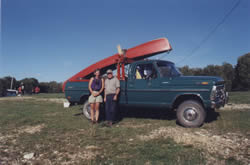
[39, 81, 62, 93]
[179, 65, 192, 75]
[234, 53, 250, 90]
[20, 78, 39, 94]
[48, 81, 62, 93]
[221, 62, 234, 91]
[203, 65, 222, 76]
[192, 68, 204, 76]
[0, 78, 6, 96]
[39, 82, 49, 93]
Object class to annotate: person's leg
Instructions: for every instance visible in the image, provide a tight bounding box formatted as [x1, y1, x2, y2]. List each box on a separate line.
[110, 97, 117, 124]
[90, 103, 95, 122]
[95, 102, 100, 122]
[105, 95, 112, 122]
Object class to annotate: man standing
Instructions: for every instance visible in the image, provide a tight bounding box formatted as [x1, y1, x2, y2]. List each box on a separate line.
[21, 83, 25, 95]
[104, 69, 120, 126]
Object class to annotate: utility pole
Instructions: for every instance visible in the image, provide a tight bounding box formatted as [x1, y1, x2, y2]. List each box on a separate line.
[10, 77, 13, 89]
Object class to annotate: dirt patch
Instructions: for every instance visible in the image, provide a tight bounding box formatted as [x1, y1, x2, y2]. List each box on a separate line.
[0, 124, 45, 164]
[0, 124, 45, 142]
[0, 96, 33, 101]
[34, 98, 67, 104]
[37, 145, 101, 164]
[119, 123, 153, 128]
[221, 104, 250, 111]
[0, 96, 67, 104]
[19, 124, 45, 134]
[138, 127, 250, 164]
[85, 145, 101, 150]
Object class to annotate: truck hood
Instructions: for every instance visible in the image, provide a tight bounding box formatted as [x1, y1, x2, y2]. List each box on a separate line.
[164, 76, 225, 85]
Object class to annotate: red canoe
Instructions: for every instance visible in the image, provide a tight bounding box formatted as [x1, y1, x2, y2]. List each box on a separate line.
[63, 38, 172, 91]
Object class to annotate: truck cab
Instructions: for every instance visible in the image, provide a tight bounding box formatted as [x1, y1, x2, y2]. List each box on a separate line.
[120, 60, 182, 107]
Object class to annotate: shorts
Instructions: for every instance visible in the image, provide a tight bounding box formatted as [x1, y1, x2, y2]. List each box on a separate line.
[88, 91, 103, 103]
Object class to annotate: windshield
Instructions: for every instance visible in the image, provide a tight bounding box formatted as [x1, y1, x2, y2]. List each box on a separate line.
[156, 61, 182, 77]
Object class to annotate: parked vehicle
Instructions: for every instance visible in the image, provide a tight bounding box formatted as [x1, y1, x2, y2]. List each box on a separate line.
[6, 89, 17, 97]
[63, 38, 228, 127]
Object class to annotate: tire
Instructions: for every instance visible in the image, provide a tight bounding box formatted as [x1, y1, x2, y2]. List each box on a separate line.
[82, 100, 91, 119]
[176, 100, 206, 128]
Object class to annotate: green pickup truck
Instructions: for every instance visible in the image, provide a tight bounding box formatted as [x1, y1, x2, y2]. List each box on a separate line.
[64, 59, 228, 127]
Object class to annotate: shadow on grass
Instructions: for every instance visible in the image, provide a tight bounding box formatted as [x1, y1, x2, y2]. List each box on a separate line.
[205, 108, 220, 123]
[117, 106, 176, 121]
[73, 112, 83, 116]
[72, 104, 220, 126]
[118, 107, 220, 124]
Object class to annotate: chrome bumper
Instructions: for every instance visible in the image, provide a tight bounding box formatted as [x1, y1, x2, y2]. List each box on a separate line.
[211, 92, 228, 109]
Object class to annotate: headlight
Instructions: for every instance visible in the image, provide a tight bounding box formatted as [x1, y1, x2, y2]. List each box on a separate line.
[210, 85, 217, 100]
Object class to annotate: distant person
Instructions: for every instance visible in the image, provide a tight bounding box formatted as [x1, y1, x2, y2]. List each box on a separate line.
[35, 86, 40, 94]
[21, 83, 25, 95]
[104, 69, 120, 126]
[18, 86, 22, 96]
[88, 69, 104, 124]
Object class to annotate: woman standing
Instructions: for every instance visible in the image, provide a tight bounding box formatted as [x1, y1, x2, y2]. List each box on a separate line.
[88, 69, 104, 124]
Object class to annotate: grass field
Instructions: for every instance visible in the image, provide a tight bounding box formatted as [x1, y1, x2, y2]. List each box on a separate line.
[229, 91, 250, 104]
[0, 92, 249, 164]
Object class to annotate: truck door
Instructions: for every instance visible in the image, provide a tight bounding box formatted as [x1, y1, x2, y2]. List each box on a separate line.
[127, 63, 160, 105]
[156, 61, 182, 106]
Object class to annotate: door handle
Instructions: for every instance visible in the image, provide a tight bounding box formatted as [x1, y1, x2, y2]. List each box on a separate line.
[162, 82, 169, 84]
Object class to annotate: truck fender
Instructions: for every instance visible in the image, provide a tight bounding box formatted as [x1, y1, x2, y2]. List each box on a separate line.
[171, 93, 205, 110]
[80, 95, 89, 104]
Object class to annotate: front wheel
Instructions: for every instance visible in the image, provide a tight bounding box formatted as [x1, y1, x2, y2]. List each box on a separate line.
[82, 100, 91, 119]
[176, 100, 206, 128]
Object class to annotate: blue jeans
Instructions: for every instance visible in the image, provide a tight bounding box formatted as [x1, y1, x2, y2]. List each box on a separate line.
[105, 94, 117, 122]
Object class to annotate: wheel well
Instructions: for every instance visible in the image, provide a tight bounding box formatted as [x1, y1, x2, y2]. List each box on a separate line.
[80, 95, 89, 104]
[172, 94, 204, 109]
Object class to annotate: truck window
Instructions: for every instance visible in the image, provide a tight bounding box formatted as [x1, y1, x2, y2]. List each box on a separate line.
[135, 63, 157, 79]
[157, 61, 182, 77]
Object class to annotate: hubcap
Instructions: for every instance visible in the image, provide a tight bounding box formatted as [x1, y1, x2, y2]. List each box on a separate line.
[183, 108, 198, 121]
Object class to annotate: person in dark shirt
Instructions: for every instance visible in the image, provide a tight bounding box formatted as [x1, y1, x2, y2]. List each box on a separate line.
[88, 69, 104, 124]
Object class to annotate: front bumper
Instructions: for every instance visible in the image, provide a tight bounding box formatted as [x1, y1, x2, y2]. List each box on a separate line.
[211, 92, 228, 109]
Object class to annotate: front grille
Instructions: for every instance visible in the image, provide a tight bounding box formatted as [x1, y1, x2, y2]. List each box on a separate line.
[215, 85, 226, 101]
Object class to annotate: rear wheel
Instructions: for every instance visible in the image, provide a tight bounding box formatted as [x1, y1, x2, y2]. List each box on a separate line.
[83, 100, 91, 119]
[176, 100, 206, 127]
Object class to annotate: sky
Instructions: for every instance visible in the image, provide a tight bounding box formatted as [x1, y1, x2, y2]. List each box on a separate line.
[1, 0, 250, 82]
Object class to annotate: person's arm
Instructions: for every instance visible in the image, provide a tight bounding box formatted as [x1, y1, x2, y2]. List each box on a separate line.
[104, 90, 106, 102]
[88, 78, 94, 95]
[104, 80, 106, 102]
[113, 78, 120, 101]
[98, 78, 104, 95]
[104, 89, 107, 102]
[113, 88, 120, 101]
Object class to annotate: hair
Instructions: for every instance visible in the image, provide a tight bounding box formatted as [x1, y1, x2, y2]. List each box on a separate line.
[94, 68, 100, 73]
[94, 69, 101, 79]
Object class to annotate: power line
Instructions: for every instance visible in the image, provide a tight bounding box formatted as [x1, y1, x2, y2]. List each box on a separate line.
[162, 0, 241, 63]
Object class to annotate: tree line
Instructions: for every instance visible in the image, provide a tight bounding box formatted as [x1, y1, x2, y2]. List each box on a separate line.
[0, 77, 62, 97]
[178, 53, 250, 91]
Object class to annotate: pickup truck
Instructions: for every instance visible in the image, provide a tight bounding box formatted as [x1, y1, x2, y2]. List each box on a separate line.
[64, 59, 228, 127]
